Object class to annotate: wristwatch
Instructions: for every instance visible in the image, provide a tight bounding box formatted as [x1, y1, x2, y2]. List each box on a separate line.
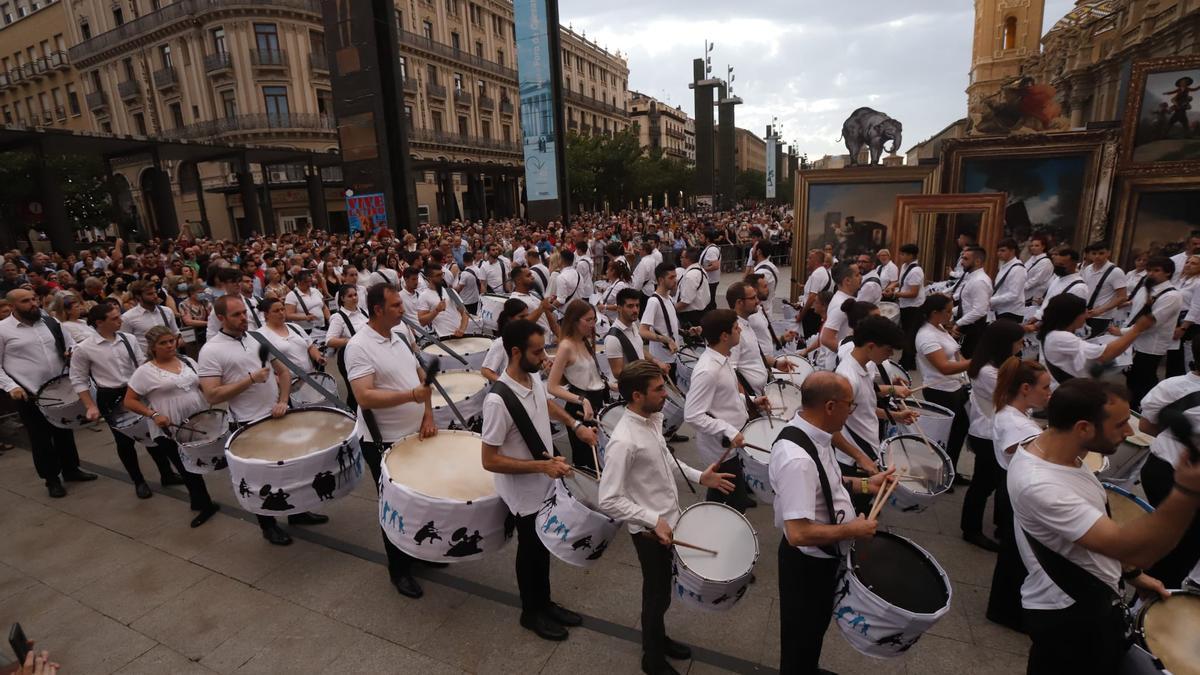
[571, 419, 582, 431]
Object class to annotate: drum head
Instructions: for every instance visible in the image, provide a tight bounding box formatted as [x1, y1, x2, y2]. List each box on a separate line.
[764, 381, 803, 420]
[562, 469, 602, 510]
[1083, 452, 1110, 474]
[228, 408, 354, 461]
[674, 502, 758, 582]
[37, 375, 73, 399]
[290, 373, 335, 400]
[385, 430, 496, 502]
[423, 336, 493, 356]
[881, 436, 951, 494]
[677, 346, 702, 364]
[1103, 484, 1153, 526]
[430, 371, 487, 407]
[741, 417, 783, 459]
[852, 532, 949, 614]
[598, 402, 625, 439]
[177, 409, 228, 445]
[1141, 592, 1200, 675]
[881, 360, 911, 387]
[902, 398, 952, 419]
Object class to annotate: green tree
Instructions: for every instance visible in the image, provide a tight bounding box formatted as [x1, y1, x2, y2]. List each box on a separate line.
[735, 169, 766, 202]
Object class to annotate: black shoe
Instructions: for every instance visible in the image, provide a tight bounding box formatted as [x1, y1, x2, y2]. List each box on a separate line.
[261, 524, 293, 546]
[664, 638, 692, 661]
[953, 474, 972, 487]
[668, 433, 689, 443]
[963, 532, 1001, 553]
[190, 503, 219, 528]
[47, 481, 66, 498]
[547, 602, 582, 627]
[159, 472, 185, 486]
[392, 575, 423, 599]
[817, 669, 840, 675]
[641, 657, 680, 675]
[520, 612, 568, 641]
[135, 482, 152, 499]
[287, 512, 329, 526]
[62, 469, 98, 482]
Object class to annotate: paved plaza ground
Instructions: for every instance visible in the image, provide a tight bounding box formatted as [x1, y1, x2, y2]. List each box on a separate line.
[0, 269, 1034, 674]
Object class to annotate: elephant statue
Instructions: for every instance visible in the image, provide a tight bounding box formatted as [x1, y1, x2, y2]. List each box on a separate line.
[839, 108, 903, 166]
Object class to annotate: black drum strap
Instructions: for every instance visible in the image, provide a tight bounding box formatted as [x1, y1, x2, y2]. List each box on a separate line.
[777, 425, 842, 558]
[606, 326, 640, 364]
[490, 380, 553, 459]
[116, 333, 139, 372]
[246, 331, 344, 411]
[1087, 265, 1117, 310]
[1039, 334, 1076, 385]
[40, 315, 66, 360]
[1021, 528, 1121, 616]
[652, 294, 675, 341]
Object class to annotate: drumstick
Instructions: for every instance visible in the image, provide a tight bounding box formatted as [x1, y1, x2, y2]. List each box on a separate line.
[867, 474, 901, 521]
[672, 539, 718, 555]
[742, 441, 771, 454]
[591, 443, 602, 478]
[896, 400, 940, 460]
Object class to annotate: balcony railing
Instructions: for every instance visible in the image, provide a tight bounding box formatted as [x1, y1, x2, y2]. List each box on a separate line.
[565, 89, 625, 116]
[152, 66, 178, 89]
[478, 95, 494, 111]
[250, 49, 288, 69]
[0, 71, 8, 90]
[117, 78, 142, 101]
[159, 112, 335, 139]
[85, 90, 107, 111]
[500, 99, 514, 114]
[408, 127, 520, 153]
[54, 105, 67, 120]
[453, 89, 472, 105]
[402, 77, 418, 94]
[397, 29, 516, 81]
[426, 82, 446, 99]
[49, 51, 70, 70]
[6, 68, 23, 87]
[309, 51, 329, 74]
[68, 0, 321, 64]
[203, 51, 233, 74]
[19, 63, 36, 81]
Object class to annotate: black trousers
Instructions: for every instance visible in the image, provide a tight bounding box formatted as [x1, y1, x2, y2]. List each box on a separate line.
[962, 435, 1002, 536]
[706, 282, 719, 312]
[514, 512, 552, 616]
[923, 387, 969, 471]
[778, 539, 839, 674]
[801, 310, 822, 340]
[632, 532, 673, 664]
[1126, 351, 1163, 411]
[151, 437, 214, 511]
[17, 400, 80, 485]
[958, 320, 985, 359]
[706, 455, 748, 513]
[564, 388, 609, 472]
[996, 312, 1024, 324]
[96, 387, 175, 485]
[1141, 454, 1200, 588]
[1165, 326, 1197, 378]
[1024, 601, 1126, 675]
[986, 473, 1026, 633]
[361, 441, 414, 581]
[899, 307, 923, 370]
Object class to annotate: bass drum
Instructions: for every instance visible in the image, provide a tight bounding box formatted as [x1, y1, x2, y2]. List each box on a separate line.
[1127, 590, 1200, 675]
[477, 294, 510, 334]
[738, 416, 785, 504]
[536, 468, 619, 568]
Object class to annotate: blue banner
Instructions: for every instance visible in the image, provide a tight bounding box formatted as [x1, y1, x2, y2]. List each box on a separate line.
[514, 0, 559, 202]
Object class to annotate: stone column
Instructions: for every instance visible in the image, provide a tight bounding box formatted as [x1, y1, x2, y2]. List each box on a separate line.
[259, 165, 277, 236]
[306, 171, 329, 232]
[236, 168, 261, 239]
[33, 153, 73, 254]
[146, 167, 180, 239]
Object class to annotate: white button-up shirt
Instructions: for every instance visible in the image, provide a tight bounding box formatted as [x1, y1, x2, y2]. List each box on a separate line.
[197, 330, 280, 423]
[631, 255, 656, 295]
[1081, 262, 1128, 320]
[1140, 372, 1200, 465]
[954, 268, 992, 326]
[252, 324, 313, 374]
[0, 315, 76, 394]
[753, 260, 780, 317]
[683, 347, 749, 464]
[993, 405, 1042, 470]
[344, 325, 424, 443]
[1123, 284, 1182, 356]
[1035, 273, 1089, 321]
[896, 263, 926, 308]
[641, 292, 681, 363]
[748, 307, 777, 358]
[770, 414, 855, 559]
[121, 303, 178, 350]
[804, 266, 833, 300]
[991, 258, 1027, 317]
[481, 371, 554, 516]
[878, 261, 899, 286]
[677, 265, 709, 312]
[480, 258, 510, 294]
[206, 294, 261, 340]
[731, 315, 770, 394]
[599, 407, 703, 533]
[700, 244, 722, 283]
[69, 331, 143, 392]
[575, 255, 595, 296]
[555, 266, 585, 305]
[1024, 254, 1053, 303]
[857, 270, 883, 305]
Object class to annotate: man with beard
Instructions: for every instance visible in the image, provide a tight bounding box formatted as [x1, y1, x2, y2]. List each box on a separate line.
[509, 267, 559, 340]
[416, 263, 467, 338]
[1009, 379, 1199, 675]
[951, 246, 992, 358]
[598, 360, 734, 675]
[1121, 257, 1183, 409]
[481, 319, 596, 641]
[1032, 248, 1088, 323]
[1081, 242, 1127, 339]
[0, 289, 94, 497]
[121, 280, 180, 352]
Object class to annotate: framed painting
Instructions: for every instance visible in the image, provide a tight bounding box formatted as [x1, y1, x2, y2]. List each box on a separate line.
[1111, 174, 1200, 268]
[892, 194, 1008, 279]
[1120, 55, 1200, 172]
[790, 165, 936, 301]
[942, 130, 1119, 252]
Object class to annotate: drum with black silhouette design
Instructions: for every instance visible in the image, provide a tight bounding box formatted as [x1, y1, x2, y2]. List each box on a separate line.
[1103, 482, 1154, 526]
[379, 429, 510, 562]
[110, 409, 154, 446]
[763, 380, 804, 421]
[1099, 417, 1154, 490]
[1125, 589, 1200, 675]
[477, 294, 509, 334]
[672, 501, 759, 612]
[878, 302, 901, 324]
[877, 435, 955, 513]
[771, 354, 814, 388]
[36, 374, 92, 429]
[879, 360, 912, 388]
[421, 334, 495, 370]
[288, 372, 339, 409]
[428, 370, 488, 431]
[738, 416, 784, 505]
[225, 406, 363, 516]
[535, 468, 619, 568]
[175, 409, 230, 473]
[835, 531, 953, 657]
[889, 399, 954, 451]
[674, 345, 704, 393]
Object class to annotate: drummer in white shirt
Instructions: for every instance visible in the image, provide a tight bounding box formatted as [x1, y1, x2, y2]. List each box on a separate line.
[455, 251, 483, 314]
[1170, 230, 1200, 283]
[554, 249, 587, 307]
[1037, 294, 1150, 388]
[346, 283, 437, 600]
[1022, 233, 1053, 307]
[326, 285, 370, 410]
[819, 263, 861, 354]
[398, 267, 423, 326]
[641, 263, 688, 380]
[1009, 379, 1198, 675]
[854, 254, 884, 305]
[481, 319, 595, 642]
[1031, 248, 1089, 323]
[750, 242, 781, 318]
[599, 361, 733, 674]
[991, 238, 1027, 324]
[770, 372, 894, 675]
[1121, 256, 1183, 409]
[726, 282, 795, 397]
[1167, 253, 1200, 377]
[252, 297, 325, 375]
[1080, 242, 1128, 339]
[915, 294, 972, 479]
[887, 244, 925, 371]
[604, 288, 670, 380]
[875, 248, 899, 288]
[674, 248, 710, 329]
[509, 267, 559, 342]
[630, 240, 659, 310]
[283, 270, 328, 333]
[745, 272, 798, 357]
[417, 263, 468, 338]
[481, 299, 532, 382]
[951, 246, 992, 358]
[798, 250, 834, 339]
[121, 280, 180, 351]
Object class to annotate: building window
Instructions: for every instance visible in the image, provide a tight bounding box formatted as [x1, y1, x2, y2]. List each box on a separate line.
[79, 18, 90, 39]
[169, 102, 183, 128]
[220, 89, 236, 118]
[496, 48, 504, 66]
[159, 43, 172, 69]
[112, 5, 123, 26]
[474, 41, 482, 58]
[263, 85, 289, 121]
[1, 106, 10, 124]
[502, 123, 510, 141]
[66, 83, 80, 115]
[481, 119, 490, 139]
[254, 23, 280, 54]
[450, 32, 460, 51]
[422, 19, 433, 40]
[100, 120, 111, 133]
[453, 72, 464, 91]
[476, 79, 485, 98]
[132, 112, 146, 135]
[316, 89, 332, 117]
[122, 57, 135, 81]
[404, 104, 413, 128]
[211, 27, 226, 54]
[426, 63, 438, 84]
[1002, 16, 1017, 50]
[399, 55, 407, 80]
[457, 115, 468, 135]
[309, 30, 324, 56]
[431, 110, 443, 131]
[51, 88, 64, 118]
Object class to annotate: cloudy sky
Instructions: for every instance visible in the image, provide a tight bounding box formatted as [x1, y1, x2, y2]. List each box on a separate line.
[558, 0, 1075, 159]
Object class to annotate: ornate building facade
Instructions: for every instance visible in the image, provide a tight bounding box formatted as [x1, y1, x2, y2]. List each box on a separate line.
[0, 0, 88, 131]
[628, 91, 693, 163]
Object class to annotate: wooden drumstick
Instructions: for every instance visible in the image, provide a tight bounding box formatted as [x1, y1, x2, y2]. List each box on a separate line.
[897, 400, 940, 459]
[867, 474, 900, 521]
[672, 539, 718, 555]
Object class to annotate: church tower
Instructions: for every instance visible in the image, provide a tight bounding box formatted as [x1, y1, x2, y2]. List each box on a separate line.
[968, 0, 1046, 108]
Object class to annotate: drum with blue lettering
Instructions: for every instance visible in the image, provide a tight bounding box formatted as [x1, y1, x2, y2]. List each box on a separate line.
[672, 502, 759, 612]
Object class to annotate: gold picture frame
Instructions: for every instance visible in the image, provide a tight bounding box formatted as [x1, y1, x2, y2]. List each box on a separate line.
[892, 194, 1008, 279]
[1119, 55, 1200, 173]
[790, 165, 937, 301]
[1110, 173, 1200, 268]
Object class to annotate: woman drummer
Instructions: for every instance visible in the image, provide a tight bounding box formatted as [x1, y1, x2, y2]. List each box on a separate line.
[254, 297, 327, 375]
[595, 260, 632, 324]
[123, 325, 219, 528]
[986, 358, 1051, 631]
[1037, 294, 1151, 388]
[914, 294, 972, 479]
[481, 299, 531, 383]
[325, 285, 369, 410]
[547, 299, 614, 472]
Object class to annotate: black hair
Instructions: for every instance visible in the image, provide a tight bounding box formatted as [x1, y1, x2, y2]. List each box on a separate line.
[831, 262, 857, 287]
[852, 315, 905, 349]
[701, 309, 738, 345]
[365, 282, 393, 319]
[258, 296, 283, 315]
[560, 249, 575, 264]
[502, 318, 545, 358]
[86, 302, 118, 326]
[1146, 255, 1176, 276]
[654, 262, 674, 282]
[497, 298, 528, 332]
[616, 287, 641, 306]
[920, 293, 952, 320]
[1037, 294, 1087, 342]
[1055, 247, 1080, 263]
[998, 238, 1019, 251]
[1084, 241, 1111, 253]
[1046, 379, 1130, 432]
[402, 266, 420, 279]
[968, 320, 1025, 379]
[900, 244, 919, 256]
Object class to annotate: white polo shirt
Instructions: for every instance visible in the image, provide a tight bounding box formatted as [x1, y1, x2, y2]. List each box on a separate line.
[916, 323, 965, 393]
[641, 293, 681, 363]
[603, 319, 644, 366]
[206, 295, 262, 340]
[700, 244, 722, 283]
[285, 286, 325, 331]
[418, 287, 463, 337]
[344, 325, 424, 443]
[804, 266, 833, 300]
[992, 406, 1042, 470]
[1123, 284, 1181, 355]
[967, 364, 998, 439]
[834, 354, 880, 465]
[398, 287, 422, 325]
[252, 324, 313, 374]
[197, 330, 280, 423]
[1035, 273, 1089, 321]
[676, 265, 709, 312]
[120, 303, 179, 350]
[770, 414, 855, 559]
[896, 263, 926, 309]
[991, 258, 1027, 318]
[731, 316, 770, 395]
[480, 371, 554, 516]
[823, 290, 854, 343]
[1041, 331, 1105, 386]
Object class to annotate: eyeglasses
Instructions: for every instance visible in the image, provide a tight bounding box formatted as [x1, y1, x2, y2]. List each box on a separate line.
[835, 399, 858, 412]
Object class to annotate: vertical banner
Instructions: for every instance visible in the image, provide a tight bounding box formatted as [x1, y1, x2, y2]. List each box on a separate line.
[346, 193, 388, 234]
[514, 0, 568, 222]
[766, 135, 778, 199]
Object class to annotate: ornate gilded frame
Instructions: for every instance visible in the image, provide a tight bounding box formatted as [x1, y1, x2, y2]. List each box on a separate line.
[941, 129, 1120, 249]
[1110, 173, 1200, 268]
[1119, 55, 1200, 174]
[790, 165, 937, 301]
[892, 194, 1007, 278]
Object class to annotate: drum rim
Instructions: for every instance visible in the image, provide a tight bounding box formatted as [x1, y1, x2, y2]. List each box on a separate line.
[420, 333, 494, 352]
[882, 360, 911, 381]
[1133, 588, 1200, 653]
[36, 373, 83, 404]
[847, 530, 953, 618]
[428, 369, 489, 408]
[898, 398, 953, 416]
[673, 500, 760, 582]
[178, 408, 229, 447]
[382, 428, 500, 503]
[879, 434, 955, 495]
[1101, 482, 1154, 514]
[225, 405, 356, 462]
